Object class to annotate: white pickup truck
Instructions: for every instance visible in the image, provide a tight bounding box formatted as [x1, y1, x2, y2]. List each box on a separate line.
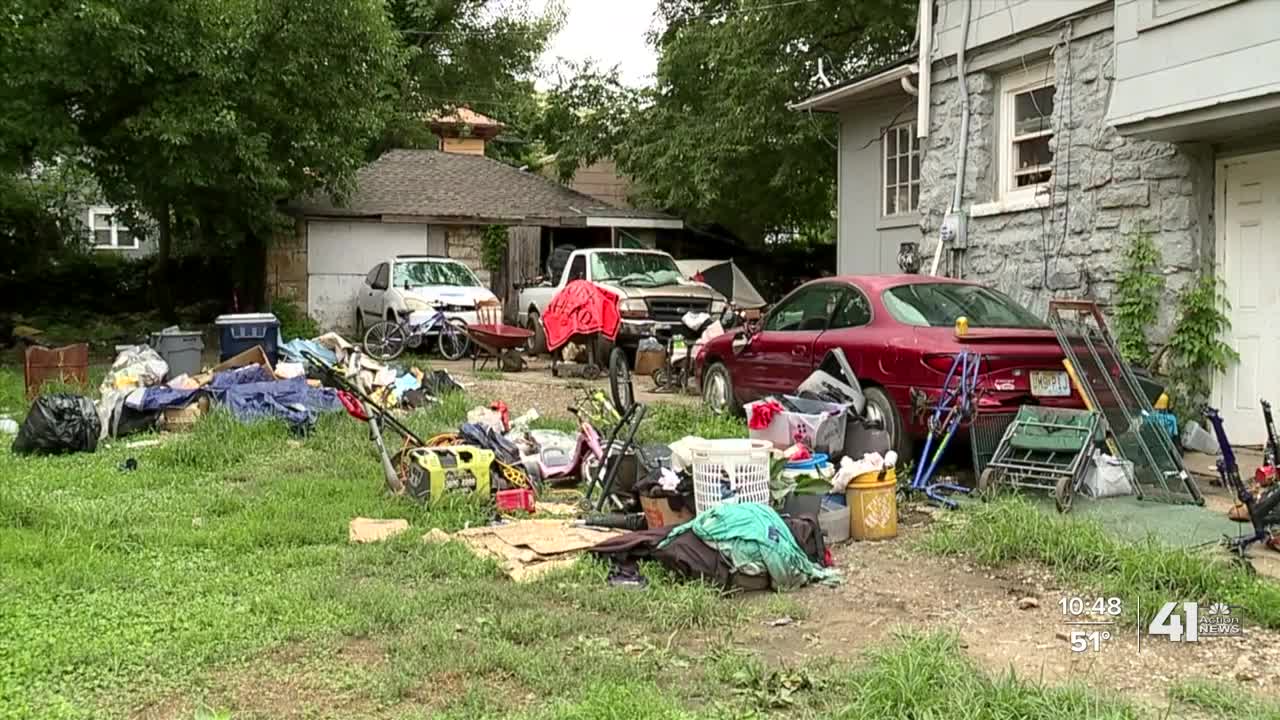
[516, 248, 727, 356]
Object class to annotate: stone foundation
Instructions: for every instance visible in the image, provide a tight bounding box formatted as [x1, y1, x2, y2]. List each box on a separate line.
[265, 219, 308, 312]
[446, 225, 492, 287]
[919, 28, 1214, 340]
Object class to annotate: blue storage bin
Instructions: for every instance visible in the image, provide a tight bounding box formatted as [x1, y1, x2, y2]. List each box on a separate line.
[215, 313, 280, 363]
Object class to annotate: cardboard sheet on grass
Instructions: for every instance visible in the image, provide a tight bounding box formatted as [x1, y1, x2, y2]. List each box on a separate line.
[449, 520, 621, 582]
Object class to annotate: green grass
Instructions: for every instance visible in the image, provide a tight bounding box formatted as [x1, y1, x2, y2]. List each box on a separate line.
[1167, 680, 1280, 720]
[922, 496, 1280, 629]
[2, 360, 1263, 720]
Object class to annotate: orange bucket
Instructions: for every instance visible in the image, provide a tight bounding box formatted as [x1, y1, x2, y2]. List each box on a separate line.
[846, 468, 898, 541]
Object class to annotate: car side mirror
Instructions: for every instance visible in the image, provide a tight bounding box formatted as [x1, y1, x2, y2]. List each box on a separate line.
[733, 322, 759, 354]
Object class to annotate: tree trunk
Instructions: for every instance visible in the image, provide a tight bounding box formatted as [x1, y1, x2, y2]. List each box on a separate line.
[155, 200, 175, 322]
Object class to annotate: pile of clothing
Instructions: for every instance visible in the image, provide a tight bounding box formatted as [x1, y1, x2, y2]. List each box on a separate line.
[591, 503, 839, 592]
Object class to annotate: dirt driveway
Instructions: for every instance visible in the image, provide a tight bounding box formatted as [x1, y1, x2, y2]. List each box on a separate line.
[432, 356, 700, 421]
[716, 519, 1280, 708]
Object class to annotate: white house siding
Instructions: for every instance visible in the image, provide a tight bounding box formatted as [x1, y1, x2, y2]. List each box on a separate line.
[837, 96, 923, 274]
[1109, 0, 1280, 133]
[914, 22, 1213, 338]
[933, 0, 1108, 60]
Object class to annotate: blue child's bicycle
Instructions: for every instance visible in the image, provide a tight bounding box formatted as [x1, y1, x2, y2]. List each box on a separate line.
[363, 308, 471, 362]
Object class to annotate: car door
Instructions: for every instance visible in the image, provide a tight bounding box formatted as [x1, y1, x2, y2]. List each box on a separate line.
[812, 284, 874, 379]
[362, 263, 389, 319]
[735, 283, 846, 398]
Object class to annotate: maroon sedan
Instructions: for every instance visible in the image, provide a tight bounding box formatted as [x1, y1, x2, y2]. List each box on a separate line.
[696, 275, 1079, 457]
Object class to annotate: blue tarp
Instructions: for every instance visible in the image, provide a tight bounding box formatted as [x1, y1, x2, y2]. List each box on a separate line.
[138, 364, 340, 430]
[279, 338, 336, 366]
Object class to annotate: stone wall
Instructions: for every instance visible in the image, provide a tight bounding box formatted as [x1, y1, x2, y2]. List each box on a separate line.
[918, 28, 1214, 339]
[265, 219, 307, 311]
[445, 225, 492, 287]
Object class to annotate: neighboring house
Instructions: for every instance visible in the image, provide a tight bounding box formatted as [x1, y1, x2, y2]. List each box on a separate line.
[540, 157, 635, 210]
[273, 109, 682, 332]
[85, 205, 153, 257]
[794, 0, 1280, 442]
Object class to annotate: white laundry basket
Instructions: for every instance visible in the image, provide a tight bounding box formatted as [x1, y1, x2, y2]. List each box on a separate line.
[690, 438, 773, 514]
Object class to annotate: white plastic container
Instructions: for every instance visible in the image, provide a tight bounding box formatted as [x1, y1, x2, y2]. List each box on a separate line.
[819, 505, 851, 544]
[746, 396, 848, 454]
[690, 438, 772, 514]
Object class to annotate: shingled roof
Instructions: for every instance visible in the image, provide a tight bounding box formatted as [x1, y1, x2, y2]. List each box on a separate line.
[290, 149, 680, 228]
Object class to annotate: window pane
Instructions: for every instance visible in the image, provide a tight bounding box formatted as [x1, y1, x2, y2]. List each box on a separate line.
[1015, 136, 1053, 173]
[1014, 85, 1055, 136]
[93, 230, 113, 246]
[910, 153, 920, 182]
[898, 156, 909, 183]
[886, 129, 897, 156]
[910, 183, 920, 211]
[886, 156, 897, 184]
[116, 231, 137, 248]
[897, 188, 907, 215]
[885, 187, 897, 215]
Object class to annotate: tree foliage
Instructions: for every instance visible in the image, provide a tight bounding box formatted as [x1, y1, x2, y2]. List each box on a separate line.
[381, 0, 563, 159]
[539, 0, 915, 244]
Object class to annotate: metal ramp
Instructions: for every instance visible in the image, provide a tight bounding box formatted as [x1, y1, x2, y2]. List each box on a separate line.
[1047, 300, 1203, 505]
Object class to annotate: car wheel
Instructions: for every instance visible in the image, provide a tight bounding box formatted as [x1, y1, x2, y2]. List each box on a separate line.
[701, 363, 741, 417]
[526, 311, 546, 356]
[863, 386, 912, 462]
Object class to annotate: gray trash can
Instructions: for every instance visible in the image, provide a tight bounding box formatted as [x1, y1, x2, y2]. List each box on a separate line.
[150, 328, 205, 379]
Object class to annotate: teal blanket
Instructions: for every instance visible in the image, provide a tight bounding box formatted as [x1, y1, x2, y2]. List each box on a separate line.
[660, 503, 841, 591]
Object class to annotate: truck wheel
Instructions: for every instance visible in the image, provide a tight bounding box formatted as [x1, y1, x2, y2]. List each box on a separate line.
[526, 311, 546, 356]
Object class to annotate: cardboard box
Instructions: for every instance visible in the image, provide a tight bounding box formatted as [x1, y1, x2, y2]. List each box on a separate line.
[640, 495, 694, 529]
[162, 396, 209, 432]
[209, 345, 274, 375]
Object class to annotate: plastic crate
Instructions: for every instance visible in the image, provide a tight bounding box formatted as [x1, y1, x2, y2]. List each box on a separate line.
[746, 396, 848, 454]
[690, 438, 772, 514]
[215, 313, 280, 364]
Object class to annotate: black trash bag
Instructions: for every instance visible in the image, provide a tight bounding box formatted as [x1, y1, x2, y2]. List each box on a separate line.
[12, 394, 101, 455]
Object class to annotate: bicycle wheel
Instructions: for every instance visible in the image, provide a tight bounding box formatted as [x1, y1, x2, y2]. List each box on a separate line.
[438, 317, 471, 360]
[364, 321, 407, 361]
[608, 346, 634, 414]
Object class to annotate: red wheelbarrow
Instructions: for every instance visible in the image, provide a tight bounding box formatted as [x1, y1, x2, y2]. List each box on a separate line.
[468, 323, 534, 372]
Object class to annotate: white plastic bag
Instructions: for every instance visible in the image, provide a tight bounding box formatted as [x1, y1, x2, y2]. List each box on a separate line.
[1082, 450, 1134, 498]
[1181, 420, 1220, 455]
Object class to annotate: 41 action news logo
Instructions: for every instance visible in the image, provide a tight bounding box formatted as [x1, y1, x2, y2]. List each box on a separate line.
[1147, 602, 1242, 642]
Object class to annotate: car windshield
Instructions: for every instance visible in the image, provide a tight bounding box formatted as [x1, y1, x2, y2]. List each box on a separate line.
[392, 260, 479, 288]
[882, 283, 1047, 329]
[589, 252, 683, 288]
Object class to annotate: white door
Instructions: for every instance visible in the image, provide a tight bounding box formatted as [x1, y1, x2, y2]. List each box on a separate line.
[306, 221, 433, 332]
[1215, 150, 1280, 444]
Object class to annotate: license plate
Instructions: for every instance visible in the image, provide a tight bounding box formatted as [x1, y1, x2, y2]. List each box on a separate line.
[1030, 370, 1072, 397]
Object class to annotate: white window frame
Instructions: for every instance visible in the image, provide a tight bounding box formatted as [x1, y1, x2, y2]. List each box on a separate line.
[999, 62, 1056, 204]
[882, 121, 920, 218]
[87, 207, 139, 250]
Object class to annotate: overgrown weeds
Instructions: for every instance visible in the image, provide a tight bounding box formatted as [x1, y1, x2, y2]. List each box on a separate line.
[922, 497, 1280, 629]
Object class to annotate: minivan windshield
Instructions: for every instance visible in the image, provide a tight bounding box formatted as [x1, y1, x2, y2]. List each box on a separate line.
[882, 283, 1047, 329]
[590, 252, 683, 288]
[393, 260, 480, 288]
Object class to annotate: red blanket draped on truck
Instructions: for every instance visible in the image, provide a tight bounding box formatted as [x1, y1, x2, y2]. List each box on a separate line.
[542, 280, 622, 352]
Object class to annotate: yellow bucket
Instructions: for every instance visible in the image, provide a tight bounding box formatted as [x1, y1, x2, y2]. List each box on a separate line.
[846, 468, 898, 541]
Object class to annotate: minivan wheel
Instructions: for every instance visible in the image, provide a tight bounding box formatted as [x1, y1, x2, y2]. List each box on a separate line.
[526, 311, 547, 356]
